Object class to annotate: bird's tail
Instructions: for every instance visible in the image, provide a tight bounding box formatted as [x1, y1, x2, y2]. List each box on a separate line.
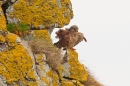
[83, 37, 87, 42]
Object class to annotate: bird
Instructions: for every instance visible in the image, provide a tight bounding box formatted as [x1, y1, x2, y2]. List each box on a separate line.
[67, 25, 87, 50]
[69, 25, 79, 32]
[54, 28, 70, 49]
[54, 25, 87, 50]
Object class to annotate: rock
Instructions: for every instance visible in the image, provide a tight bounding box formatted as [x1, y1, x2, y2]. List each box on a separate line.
[0, 75, 7, 86]
[0, 34, 5, 43]
[0, 1, 103, 86]
[0, 6, 7, 31]
[10, 0, 16, 3]
[5, 33, 19, 47]
[0, 29, 103, 86]
[16, 37, 21, 44]
[0, 43, 7, 52]
[5, 0, 74, 30]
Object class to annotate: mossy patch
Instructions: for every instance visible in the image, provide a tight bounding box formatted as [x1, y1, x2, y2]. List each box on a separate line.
[7, 22, 30, 36]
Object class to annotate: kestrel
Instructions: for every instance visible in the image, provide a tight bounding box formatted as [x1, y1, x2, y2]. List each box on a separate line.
[55, 25, 87, 50]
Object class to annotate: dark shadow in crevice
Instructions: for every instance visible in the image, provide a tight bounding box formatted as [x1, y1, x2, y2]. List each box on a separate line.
[63, 76, 75, 80]
[1, 1, 9, 23]
[1, 0, 17, 24]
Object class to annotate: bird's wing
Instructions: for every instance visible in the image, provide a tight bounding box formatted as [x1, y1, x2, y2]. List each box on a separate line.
[74, 32, 87, 47]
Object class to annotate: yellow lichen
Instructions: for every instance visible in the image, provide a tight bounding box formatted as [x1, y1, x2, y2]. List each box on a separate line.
[0, 7, 7, 31]
[32, 30, 53, 45]
[58, 65, 64, 80]
[61, 80, 75, 86]
[14, 84, 19, 86]
[46, 70, 59, 86]
[41, 76, 49, 85]
[5, 33, 18, 47]
[62, 80, 84, 86]
[10, 0, 73, 28]
[68, 49, 88, 82]
[36, 54, 43, 63]
[25, 69, 38, 86]
[0, 34, 5, 43]
[36, 54, 44, 70]
[72, 80, 84, 86]
[58, 65, 64, 71]
[0, 44, 37, 85]
[26, 69, 37, 81]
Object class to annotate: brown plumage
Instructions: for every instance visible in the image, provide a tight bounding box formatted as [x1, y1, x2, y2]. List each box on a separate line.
[74, 32, 87, 46]
[55, 28, 70, 49]
[69, 25, 79, 32]
[54, 25, 87, 50]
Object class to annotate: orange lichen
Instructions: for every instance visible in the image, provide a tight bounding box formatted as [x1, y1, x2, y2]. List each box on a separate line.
[72, 80, 84, 86]
[32, 30, 53, 45]
[26, 69, 38, 86]
[61, 80, 75, 86]
[0, 44, 37, 85]
[36, 54, 44, 70]
[0, 7, 7, 31]
[68, 49, 88, 82]
[58, 65, 65, 80]
[10, 0, 73, 28]
[46, 70, 59, 86]
[5, 33, 18, 47]
[36, 54, 43, 63]
[0, 34, 5, 43]
[41, 76, 49, 85]
[26, 69, 37, 81]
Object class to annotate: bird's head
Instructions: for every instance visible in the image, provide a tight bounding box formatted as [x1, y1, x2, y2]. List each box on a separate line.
[69, 25, 79, 32]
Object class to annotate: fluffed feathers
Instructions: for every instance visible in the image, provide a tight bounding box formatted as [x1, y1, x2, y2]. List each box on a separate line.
[54, 25, 87, 50]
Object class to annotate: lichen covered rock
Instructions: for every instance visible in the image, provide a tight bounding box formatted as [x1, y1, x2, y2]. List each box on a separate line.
[6, 0, 73, 29]
[0, 6, 7, 31]
[61, 80, 75, 86]
[5, 33, 21, 47]
[0, 0, 103, 86]
[32, 30, 52, 44]
[0, 6, 8, 52]
[0, 10, 37, 84]
[68, 50, 88, 82]
[0, 28, 103, 86]
[0, 45, 37, 85]
[32, 54, 60, 86]
[57, 50, 88, 86]
[0, 34, 5, 43]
